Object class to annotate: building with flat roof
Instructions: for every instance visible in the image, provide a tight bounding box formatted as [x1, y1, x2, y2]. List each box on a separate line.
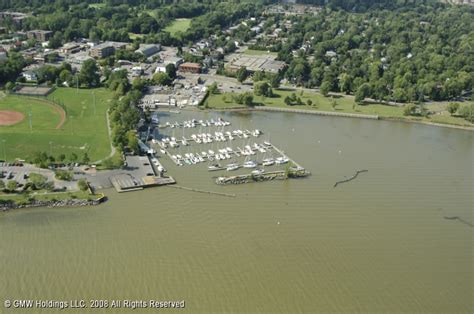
[89, 41, 127, 58]
[178, 62, 201, 74]
[60, 42, 81, 54]
[27, 30, 53, 42]
[163, 56, 183, 67]
[225, 54, 286, 74]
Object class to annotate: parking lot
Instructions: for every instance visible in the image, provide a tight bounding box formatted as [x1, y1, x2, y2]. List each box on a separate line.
[0, 163, 77, 190]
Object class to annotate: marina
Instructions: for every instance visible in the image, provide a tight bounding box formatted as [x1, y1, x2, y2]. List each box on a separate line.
[150, 116, 308, 184]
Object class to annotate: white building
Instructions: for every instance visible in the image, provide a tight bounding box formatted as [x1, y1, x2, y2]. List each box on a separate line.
[22, 71, 37, 81]
[154, 63, 167, 74]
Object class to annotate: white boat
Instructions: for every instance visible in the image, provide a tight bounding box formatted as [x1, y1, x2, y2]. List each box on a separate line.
[262, 158, 275, 166]
[226, 163, 240, 171]
[251, 168, 265, 175]
[275, 157, 289, 164]
[208, 163, 221, 171]
[243, 160, 257, 168]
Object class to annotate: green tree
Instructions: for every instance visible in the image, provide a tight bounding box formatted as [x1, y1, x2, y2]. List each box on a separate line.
[242, 92, 254, 107]
[403, 104, 417, 116]
[70, 153, 78, 163]
[0, 180, 5, 191]
[165, 63, 177, 80]
[355, 83, 371, 104]
[152, 72, 172, 86]
[236, 67, 248, 83]
[208, 82, 218, 95]
[320, 81, 331, 97]
[82, 153, 90, 164]
[6, 180, 17, 192]
[28, 173, 47, 190]
[446, 103, 460, 115]
[254, 81, 273, 97]
[458, 104, 474, 122]
[307, 99, 312, 106]
[79, 59, 100, 87]
[78, 179, 88, 191]
[126, 130, 139, 153]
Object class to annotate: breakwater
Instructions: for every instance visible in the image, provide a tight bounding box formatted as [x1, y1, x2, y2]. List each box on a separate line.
[334, 170, 368, 188]
[216, 169, 310, 185]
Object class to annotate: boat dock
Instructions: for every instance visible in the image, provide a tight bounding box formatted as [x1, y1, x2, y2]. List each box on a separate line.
[110, 155, 175, 192]
[269, 143, 304, 170]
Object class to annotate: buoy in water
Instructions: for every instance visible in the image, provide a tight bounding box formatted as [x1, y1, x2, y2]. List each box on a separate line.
[277, 221, 280, 225]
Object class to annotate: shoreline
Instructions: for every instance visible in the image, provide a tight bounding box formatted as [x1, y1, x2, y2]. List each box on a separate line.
[0, 197, 105, 211]
[168, 106, 474, 131]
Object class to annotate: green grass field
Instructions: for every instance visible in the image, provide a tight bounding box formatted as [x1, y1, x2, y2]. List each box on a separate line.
[164, 18, 192, 36]
[205, 89, 472, 126]
[0, 88, 114, 162]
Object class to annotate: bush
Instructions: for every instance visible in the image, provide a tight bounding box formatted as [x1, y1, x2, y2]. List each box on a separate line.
[55, 170, 73, 181]
[446, 103, 460, 115]
[78, 179, 89, 191]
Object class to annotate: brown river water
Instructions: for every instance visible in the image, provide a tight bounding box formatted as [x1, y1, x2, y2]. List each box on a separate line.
[1, 111, 472, 313]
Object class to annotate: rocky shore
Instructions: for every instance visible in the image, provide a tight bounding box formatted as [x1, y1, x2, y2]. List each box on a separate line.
[0, 198, 104, 211]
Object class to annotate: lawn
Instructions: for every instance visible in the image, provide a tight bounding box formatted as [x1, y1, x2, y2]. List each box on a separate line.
[128, 33, 145, 40]
[0, 88, 114, 162]
[164, 18, 192, 37]
[205, 88, 473, 126]
[88, 2, 105, 9]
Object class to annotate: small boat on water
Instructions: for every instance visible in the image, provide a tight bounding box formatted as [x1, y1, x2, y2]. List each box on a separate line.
[262, 158, 274, 166]
[243, 160, 257, 168]
[208, 163, 222, 171]
[275, 157, 290, 164]
[226, 163, 240, 171]
[251, 168, 265, 175]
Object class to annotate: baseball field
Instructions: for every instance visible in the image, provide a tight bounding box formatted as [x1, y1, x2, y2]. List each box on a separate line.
[0, 87, 114, 162]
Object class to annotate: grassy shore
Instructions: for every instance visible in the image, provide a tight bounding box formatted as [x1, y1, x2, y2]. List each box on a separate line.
[0, 87, 114, 162]
[204, 89, 473, 127]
